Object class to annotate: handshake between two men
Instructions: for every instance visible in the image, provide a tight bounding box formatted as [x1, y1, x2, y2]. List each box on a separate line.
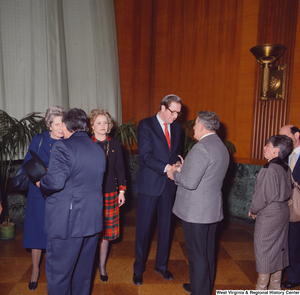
[166, 155, 184, 181]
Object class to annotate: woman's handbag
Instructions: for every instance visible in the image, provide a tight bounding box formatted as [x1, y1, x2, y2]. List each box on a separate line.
[12, 134, 43, 191]
[12, 167, 30, 191]
[288, 173, 300, 222]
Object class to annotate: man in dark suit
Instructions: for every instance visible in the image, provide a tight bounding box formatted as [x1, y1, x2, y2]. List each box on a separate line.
[168, 111, 229, 295]
[38, 108, 106, 295]
[133, 94, 182, 286]
[280, 124, 300, 289]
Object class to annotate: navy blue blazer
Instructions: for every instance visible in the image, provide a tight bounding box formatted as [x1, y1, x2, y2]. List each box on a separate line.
[293, 156, 300, 183]
[40, 132, 106, 239]
[285, 154, 300, 183]
[134, 115, 181, 197]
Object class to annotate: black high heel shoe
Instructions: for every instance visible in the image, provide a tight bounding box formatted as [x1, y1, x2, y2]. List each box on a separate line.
[28, 272, 40, 291]
[29, 273, 39, 291]
[100, 274, 108, 282]
[99, 265, 108, 282]
[29, 281, 38, 291]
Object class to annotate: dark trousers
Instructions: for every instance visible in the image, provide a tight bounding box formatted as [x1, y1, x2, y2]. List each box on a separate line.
[287, 221, 300, 282]
[182, 221, 218, 295]
[133, 188, 174, 275]
[46, 233, 99, 295]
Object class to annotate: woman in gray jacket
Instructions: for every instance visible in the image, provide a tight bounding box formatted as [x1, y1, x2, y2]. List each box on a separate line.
[249, 135, 293, 290]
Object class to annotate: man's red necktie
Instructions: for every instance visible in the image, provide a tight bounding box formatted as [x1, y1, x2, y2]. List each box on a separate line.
[164, 123, 171, 151]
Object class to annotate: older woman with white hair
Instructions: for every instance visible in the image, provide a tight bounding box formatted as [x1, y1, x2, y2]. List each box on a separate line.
[22, 106, 65, 291]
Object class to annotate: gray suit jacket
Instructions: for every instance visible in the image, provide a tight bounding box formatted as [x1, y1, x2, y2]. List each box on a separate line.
[172, 133, 229, 224]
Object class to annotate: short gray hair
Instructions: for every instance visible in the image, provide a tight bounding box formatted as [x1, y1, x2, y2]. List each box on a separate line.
[45, 106, 65, 129]
[267, 135, 293, 159]
[197, 111, 220, 132]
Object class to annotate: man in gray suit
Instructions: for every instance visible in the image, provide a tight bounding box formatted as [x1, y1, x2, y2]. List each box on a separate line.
[168, 111, 229, 295]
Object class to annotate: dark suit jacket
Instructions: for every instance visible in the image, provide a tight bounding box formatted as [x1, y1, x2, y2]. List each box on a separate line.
[134, 115, 181, 197]
[287, 151, 300, 282]
[100, 137, 126, 194]
[40, 132, 106, 239]
[292, 156, 300, 183]
[284, 154, 300, 182]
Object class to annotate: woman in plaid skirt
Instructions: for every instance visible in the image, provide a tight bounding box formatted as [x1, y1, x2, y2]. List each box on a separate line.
[89, 109, 126, 283]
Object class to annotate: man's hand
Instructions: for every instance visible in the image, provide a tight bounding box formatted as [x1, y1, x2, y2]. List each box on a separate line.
[166, 164, 172, 172]
[36, 181, 40, 188]
[178, 155, 184, 165]
[174, 155, 184, 172]
[167, 165, 176, 180]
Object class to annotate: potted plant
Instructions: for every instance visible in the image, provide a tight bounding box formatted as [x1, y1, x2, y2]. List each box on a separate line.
[0, 218, 16, 241]
[113, 118, 138, 154]
[0, 110, 46, 240]
[0, 201, 26, 240]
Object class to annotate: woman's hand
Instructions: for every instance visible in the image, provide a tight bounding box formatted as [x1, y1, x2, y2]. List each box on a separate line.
[118, 191, 125, 207]
[248, 210, 257, 219]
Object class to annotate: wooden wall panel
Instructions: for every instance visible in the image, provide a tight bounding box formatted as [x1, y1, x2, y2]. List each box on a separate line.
[114, 0, 153, 123]
[235, 0, 259, 163]
[152, 0, 258, 161]
[115, 0, 300, 162]
[290, 3, 300, 125]
[251, 0, 299, 165]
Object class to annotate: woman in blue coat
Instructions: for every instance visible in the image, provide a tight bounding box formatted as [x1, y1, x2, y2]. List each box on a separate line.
[22, 106, 65, 291]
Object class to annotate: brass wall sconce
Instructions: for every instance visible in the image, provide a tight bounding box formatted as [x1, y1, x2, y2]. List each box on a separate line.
[250, 44, 287, 105]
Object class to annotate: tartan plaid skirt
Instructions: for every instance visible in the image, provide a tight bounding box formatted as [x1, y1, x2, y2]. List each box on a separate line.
[100, 191, 119, 241]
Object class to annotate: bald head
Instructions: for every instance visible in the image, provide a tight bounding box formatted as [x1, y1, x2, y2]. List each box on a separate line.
[279, 124, 300, 149]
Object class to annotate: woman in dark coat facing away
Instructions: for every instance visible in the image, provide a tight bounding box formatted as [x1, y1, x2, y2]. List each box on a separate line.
[22, 106, 65, 291]
[89, 108, 126, 283]
[249, 135, 293, 290]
